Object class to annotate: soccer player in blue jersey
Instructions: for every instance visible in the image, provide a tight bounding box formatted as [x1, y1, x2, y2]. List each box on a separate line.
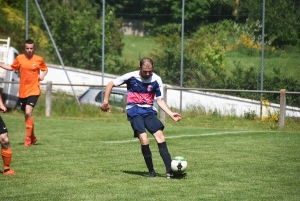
[101, 58, 181, 178]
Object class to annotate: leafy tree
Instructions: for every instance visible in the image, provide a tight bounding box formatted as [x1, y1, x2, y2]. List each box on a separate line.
[150, 22, 228, 89]
[226, 62, 259, 99]
[39, 0, 124, 71]
[237, 0, 300, 47]
[150, 26, 181, 85]
[0, 0, 47, 52]
[105, 0, 146, 20]
[0, 0, 23, 49]
[104, 0, 234, 36]
[263, 67, 300, 106]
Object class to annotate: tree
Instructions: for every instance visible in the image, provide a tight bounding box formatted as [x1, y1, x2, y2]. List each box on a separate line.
[0, 0, 48, 52]
[238, 0, 300, 47]
[40, 0, 124, 71]
[104, 0, 234, 36]
[150, 22, 228, 88]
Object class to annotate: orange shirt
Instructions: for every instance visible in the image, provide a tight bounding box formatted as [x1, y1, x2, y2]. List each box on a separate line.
[10, 54, 48, 98]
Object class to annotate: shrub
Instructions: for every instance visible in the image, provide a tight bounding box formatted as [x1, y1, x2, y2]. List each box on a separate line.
[244, 110, 256, 120]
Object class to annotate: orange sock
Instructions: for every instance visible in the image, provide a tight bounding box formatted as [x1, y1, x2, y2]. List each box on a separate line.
[31, 118, 35, 139]
[2, 148, 12, 170]
[25, 117, 34, 138]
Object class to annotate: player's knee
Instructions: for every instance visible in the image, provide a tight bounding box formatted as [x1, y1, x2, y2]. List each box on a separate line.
[140, 139, 149, 145]
[0, 135, 9, 148]
[139, 134, 149, 145]
[24, 113, 32, 119]
[153, 130, 165, 143]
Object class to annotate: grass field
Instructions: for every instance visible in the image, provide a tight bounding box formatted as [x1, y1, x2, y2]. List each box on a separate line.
[1, 112, 299, 200]
[122, 36, 158, 64]
[225, 51, 300, 78]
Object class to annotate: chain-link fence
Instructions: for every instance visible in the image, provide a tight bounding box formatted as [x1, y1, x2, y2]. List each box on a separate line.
[1, 0, 300, 109]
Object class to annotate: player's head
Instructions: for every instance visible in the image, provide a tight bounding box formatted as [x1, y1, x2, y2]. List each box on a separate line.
[139, 58, 153, 79]
[24, 39, 35, 59]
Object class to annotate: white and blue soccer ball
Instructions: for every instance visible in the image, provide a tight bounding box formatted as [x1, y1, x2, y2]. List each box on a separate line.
[171, 156, 187, 174]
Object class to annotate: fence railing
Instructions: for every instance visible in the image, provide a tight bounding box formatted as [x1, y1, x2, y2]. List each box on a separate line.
[42, 81, 299, 129]
[2, 81, 300, 129]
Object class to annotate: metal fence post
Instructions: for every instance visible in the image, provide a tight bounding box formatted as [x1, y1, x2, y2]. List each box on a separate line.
[160, 84, 167, 124]
[279, 89, 286, 129]
[45, 81, 52, 117]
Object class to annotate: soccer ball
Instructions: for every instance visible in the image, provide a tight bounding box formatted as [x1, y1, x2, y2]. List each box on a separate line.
[171, 156, 187, 174]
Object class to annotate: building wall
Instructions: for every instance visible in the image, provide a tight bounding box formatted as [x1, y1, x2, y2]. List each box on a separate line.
[43, 64, 300, 117]
[121, 19, 145, 36]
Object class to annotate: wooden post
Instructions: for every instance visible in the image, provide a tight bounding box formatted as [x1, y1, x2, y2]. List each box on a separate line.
[160, 84, 167, 124]
[279, 89, 286, 129]
[45, 81, 52, 117]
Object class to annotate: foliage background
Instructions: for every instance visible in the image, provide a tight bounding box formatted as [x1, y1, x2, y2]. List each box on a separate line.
[0, 0, 300, 106]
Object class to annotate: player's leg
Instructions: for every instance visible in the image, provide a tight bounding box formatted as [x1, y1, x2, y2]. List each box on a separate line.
[19, 97, 31, 146]
[24, 104, 34, 146]
[154, 131, 173, 178]
[130, 115, 155, 177]
[25, 104, 37, 145]
[23, 96, 39, 146]
[0, 117, 14, 175]
[145, 114, 173, 178]
[138, 132, 156, 177]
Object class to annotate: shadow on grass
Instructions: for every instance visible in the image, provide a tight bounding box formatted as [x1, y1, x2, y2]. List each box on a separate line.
[122, 170, 147, 177]
[122, 170, 187, 179]
[171, 173, 187, 179]
[17, 142, 42, 146]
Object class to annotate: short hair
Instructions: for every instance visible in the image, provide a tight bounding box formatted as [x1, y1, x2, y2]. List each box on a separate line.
[25, 39, 34, 46]
[140, 58, 153, 67]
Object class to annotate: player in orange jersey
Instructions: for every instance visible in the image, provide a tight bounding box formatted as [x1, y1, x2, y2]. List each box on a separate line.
[0, 91, 14, 175]
[0, 39, 48, 146]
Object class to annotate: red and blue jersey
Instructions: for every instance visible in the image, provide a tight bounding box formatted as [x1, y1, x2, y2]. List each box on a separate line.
[113, 70, 163, 119]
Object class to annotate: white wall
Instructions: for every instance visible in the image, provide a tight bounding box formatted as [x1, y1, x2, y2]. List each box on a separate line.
[43, 64, 300, 117]
[42, 64, 119, 96]
[165, 88, 300, 117]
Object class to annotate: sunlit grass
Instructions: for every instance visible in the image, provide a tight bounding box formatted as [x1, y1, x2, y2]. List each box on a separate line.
[122, 35, 158, 63]
[1, 91, 300, 200]
[1, 110, 299, 200]
[225, 49, 300, 78]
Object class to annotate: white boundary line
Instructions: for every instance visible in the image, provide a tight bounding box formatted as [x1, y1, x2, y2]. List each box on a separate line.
[104, 130, 274, 144]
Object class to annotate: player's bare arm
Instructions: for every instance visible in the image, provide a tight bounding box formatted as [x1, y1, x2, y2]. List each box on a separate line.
[156, 98, 181, 122]
[0, 62, 13, 71]
[39, 69, 48, 81]
[100, 81, 114, 112]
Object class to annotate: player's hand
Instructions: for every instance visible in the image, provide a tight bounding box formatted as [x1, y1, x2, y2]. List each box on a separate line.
[170, 112, 181, 122]
[0, 104, 7, 113]
[38, 75, 44, 81]
[101, 102, 111, 112]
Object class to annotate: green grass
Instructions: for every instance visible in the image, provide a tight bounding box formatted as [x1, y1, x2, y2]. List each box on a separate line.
[226, 50, 300, 78]
[1, 110, 299, 200]
[122, 36, 157, 64]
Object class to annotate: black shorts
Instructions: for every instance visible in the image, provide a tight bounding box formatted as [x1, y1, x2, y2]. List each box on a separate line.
[18, 96, 39, 111]
[0, 116, 8, 135]
[129, 114, 164, 138]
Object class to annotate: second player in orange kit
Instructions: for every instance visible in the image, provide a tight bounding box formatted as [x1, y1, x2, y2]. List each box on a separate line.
[0, 39, 48, 146]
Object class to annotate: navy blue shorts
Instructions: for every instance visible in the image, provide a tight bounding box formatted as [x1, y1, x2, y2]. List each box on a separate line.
[0, 116, 8, 135]
[129, 114, 164, 138]
[18, 95, 39, 111]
